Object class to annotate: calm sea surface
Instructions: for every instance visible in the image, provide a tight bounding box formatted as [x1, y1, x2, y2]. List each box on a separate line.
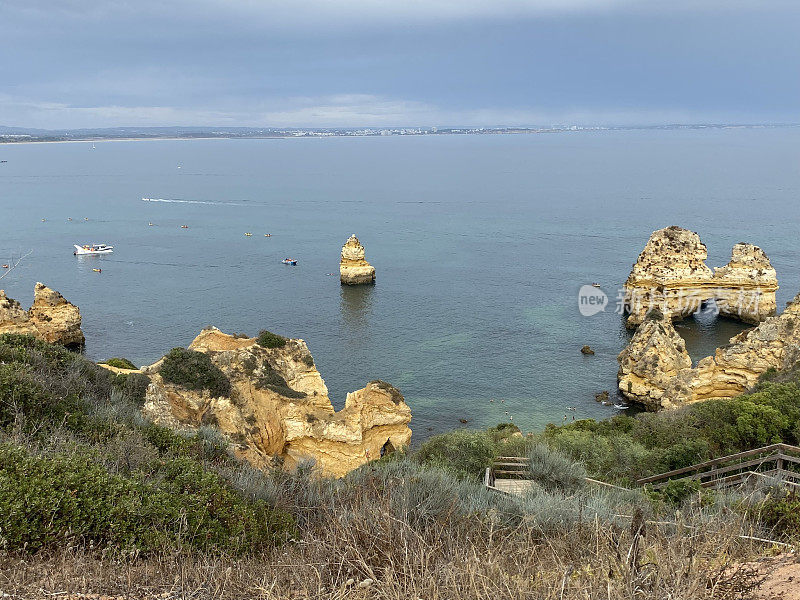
[1, 128, 799, 440]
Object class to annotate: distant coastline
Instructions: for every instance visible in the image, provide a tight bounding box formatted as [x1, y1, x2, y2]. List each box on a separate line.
[1, 123, 797, 145]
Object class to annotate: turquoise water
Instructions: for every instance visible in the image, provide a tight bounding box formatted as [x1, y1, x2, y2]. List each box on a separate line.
[1, 128, 799, 439]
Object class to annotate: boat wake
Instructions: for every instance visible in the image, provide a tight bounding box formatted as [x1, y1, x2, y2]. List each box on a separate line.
[142, 197, 248, 206]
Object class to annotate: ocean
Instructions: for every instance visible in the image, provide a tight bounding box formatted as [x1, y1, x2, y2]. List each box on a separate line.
[1, 127, 799, 439]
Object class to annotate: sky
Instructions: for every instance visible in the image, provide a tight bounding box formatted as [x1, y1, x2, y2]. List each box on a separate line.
[1, 0, 799, 129]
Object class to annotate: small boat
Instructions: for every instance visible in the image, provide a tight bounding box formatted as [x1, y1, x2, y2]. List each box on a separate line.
[92, 268, 102, 273]
[281, 258, 298, 266]
[41, 218, 46, 222]
[74, 243, 114, 255]
[148, 222, 154, 226]
[591, 283, 601, 288]
[613, 404, 629, 410]
[244, 232, 252, 237]
[180, 225, 189, 229]
[68, 217, 73, 221]
[264, 233, 272, 237]
[1, 264, 8, 269]
[0, 160, 7, 163]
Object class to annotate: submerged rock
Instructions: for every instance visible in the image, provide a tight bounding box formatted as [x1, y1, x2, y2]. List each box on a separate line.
[623, 227, 778, 328]
[340, 234, 376, 285]
[580, 345, 595, 355]
[0, 283, 84, 347]
[143, 327, 411, 477]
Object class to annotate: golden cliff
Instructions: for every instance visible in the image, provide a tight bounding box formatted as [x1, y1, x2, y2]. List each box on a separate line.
[618, 294, 800, 410]
[623, 227, 777, 328]
[0, 283, 84, 347]
[142, 327, 411, 477]
[340, 234, 376, 285]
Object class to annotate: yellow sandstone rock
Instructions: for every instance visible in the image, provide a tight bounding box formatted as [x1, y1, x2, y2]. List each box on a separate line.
[618, 293, 800, 410]
[0, 283, 84, 347]
[142, 327, 411, 477]
[340, 234, 376, 285]
[624, 227, 777, 328]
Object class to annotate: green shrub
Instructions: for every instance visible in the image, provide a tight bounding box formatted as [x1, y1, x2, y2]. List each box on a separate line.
[657, 478, 702, 507]
[756, 490, 800, 538]
[256, 330, 287, 349]
[112, 372, 151, 406]
[416, 429, 495, 481]
[252, 364, 307, 399]
[0, 443, 294, 554]
[526, 443, 586, 492]
[0, 362, 80, 430]
[159, 348, 231, 397]
[102, 357, 137, 370]
[692, 399, 788, 454]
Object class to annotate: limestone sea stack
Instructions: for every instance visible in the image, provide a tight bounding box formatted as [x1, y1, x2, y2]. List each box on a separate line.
[142, 327, 411, 477]
[340, 234, 375, 285]
[623, 227, 778, 328]
[617, 310, 692, 410]
[618, 293, 800, 410]
[0, 283, 84, 347]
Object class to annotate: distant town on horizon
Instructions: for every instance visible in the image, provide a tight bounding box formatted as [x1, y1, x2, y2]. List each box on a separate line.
[1, 122, 797, 144]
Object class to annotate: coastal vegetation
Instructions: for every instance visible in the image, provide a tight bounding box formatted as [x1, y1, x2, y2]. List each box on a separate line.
[100, 356, 137, 370]
[256, 329, 287, 348]
[0, 332, 797, 597]
[159, 346, 231, 397]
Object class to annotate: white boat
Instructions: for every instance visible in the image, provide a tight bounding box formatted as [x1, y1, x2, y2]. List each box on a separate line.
[74, 243, 114, 255]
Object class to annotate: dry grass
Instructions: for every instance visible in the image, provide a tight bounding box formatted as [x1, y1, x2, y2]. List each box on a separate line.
[0, 496, 780, 600]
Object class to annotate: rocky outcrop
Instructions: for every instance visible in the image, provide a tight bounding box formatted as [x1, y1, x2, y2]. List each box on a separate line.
[664, 295, 800, 406]
[624, 227, 778, 328]
[0, 283, 84, 347]
[340, 234, 375, 285]
[617, 310, 692, 410]
[618, 294, 800, 410]
[143, 327, 411, 477]
[712, 243, 778, 323]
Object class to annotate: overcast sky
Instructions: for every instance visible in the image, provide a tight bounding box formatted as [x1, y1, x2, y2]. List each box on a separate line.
[1, 0, 798, 129]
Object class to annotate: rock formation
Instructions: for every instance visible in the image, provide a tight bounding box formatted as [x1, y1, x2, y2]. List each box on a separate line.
[623, 227, 778, 328]
[617, 310, 692, 410]
[618, 294, 800, 410]
[143, 327, 411, 477]
[0, 283, 84, 347]
[340, 234, 375, 285]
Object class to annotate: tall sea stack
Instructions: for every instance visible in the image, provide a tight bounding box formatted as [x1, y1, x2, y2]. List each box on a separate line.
[340, 234, 376, 285]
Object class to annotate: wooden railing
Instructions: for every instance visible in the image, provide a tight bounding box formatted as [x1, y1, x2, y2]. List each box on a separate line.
[636, 443, 800, 490]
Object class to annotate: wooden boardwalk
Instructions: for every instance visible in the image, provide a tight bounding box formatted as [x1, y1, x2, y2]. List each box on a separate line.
[483, 444, 800, 497]
[637, 443, 800, 491]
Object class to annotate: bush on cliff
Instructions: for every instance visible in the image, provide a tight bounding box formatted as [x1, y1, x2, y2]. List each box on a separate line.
[542, 370, 800, 484]
[0, 444, 294, 554]
[256, 330, 287, 349]
[0, 334, 294, 555]
[159, 347, 231, 397]
[101, 357, 137, 370]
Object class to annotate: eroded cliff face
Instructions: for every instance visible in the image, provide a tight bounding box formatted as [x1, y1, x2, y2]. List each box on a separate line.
[665, 295, 800, 406]
[624, 227, 778, 328]
[617, 311, 692, 410]
[618, 294, 800, 410]
[143, 327, 411, 477]
[340, 234, 376, 285]
[0, 283, 84, 347]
